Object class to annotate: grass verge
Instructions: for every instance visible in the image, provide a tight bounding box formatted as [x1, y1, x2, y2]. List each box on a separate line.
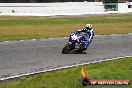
[0, 57, 132, 88]
[0, 14, 132, 41]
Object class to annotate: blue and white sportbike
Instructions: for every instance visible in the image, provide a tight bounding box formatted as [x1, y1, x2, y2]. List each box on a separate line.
[62, 32, 90, 54]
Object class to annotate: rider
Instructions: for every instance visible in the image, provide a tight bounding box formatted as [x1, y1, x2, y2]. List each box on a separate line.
[71, 24, 94, 50]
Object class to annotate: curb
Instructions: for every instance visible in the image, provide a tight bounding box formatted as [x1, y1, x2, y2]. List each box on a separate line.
[0, 55, 131, 81]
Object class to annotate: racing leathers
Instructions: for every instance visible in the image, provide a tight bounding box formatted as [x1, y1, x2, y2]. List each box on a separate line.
[71, 28, 94, 50]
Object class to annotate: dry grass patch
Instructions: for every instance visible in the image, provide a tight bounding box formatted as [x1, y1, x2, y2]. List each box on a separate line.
[0, 24, 83, 37]
[94, 23, 132, 35]
[0, 14, 132, 41]
[0, 23, 131, 38]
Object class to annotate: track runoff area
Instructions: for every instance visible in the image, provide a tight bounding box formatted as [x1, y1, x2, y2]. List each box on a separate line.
[0, 33, 132, 81]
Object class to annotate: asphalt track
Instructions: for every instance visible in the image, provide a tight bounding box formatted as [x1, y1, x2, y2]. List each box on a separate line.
[0, 34, 132, 80]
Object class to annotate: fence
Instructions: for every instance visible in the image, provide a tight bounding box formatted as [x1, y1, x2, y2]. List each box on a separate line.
[0, 2, 105, 16]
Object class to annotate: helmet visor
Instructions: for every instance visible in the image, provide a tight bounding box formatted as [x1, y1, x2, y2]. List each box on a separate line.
[86, 27, 91, 30]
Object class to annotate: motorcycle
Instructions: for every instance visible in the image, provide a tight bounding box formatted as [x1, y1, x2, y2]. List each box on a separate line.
[62, 32, 89, 54]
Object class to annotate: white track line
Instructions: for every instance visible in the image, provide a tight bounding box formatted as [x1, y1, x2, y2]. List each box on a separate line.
[128, 33, 132, 35]
[20, 40, 24, 41]
[1, 33, 132, 43]
[49, 38, 53, 39]
[0, 55, 131, 81]
[32, 39, 37, 41]
[4, 41, 10, 43]
[63, 37, 68, 39]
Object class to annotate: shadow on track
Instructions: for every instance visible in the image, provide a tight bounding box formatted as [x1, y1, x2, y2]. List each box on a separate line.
[68, 50, 87, 54]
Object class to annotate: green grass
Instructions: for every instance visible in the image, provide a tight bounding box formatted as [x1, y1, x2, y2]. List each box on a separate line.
[0, 14, 132, 41]
[0, 57, 132, 88]
[0, 15, 132, 26]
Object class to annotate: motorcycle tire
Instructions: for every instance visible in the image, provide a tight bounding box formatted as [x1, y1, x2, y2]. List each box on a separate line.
[62, 43, 74, 54]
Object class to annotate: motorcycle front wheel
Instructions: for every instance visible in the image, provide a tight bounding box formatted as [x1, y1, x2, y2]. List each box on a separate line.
[62, 43, 75, 54]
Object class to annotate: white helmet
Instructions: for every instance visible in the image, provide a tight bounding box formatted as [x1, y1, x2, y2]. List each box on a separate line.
[85, 24, 92, 30]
